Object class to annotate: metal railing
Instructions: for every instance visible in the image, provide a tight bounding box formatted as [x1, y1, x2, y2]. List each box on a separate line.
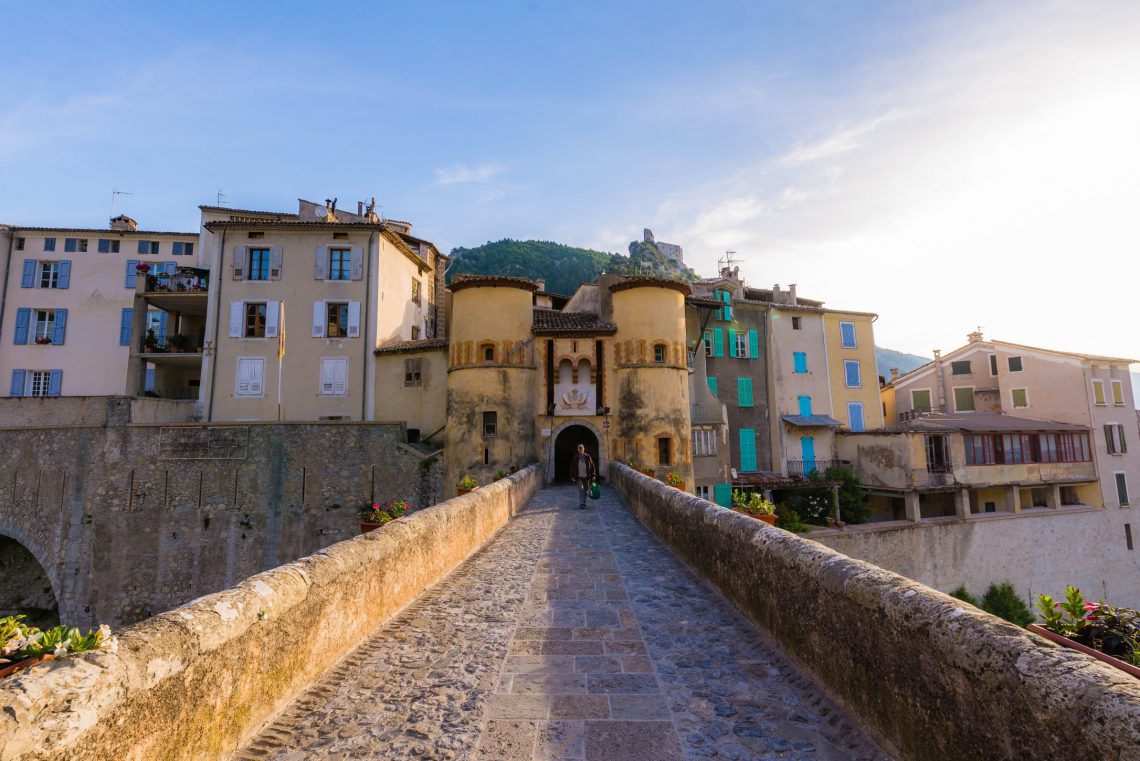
[690, 403, 726, 425]
[786, 459, 851, 478]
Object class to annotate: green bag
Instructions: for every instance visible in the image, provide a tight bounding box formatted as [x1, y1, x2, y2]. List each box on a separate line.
[589, 481, 601, 500]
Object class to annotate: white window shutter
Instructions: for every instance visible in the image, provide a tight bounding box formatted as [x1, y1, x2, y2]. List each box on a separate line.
[350, 246, 364, 280]
[229, 301, 243, 338]
[269, 246, 283, 280]
[265, 301, 280, 338]
[249, 359, 264, 394]
[347, 301, 361, 338]
[236, 359, 253, 395]
[232, 246, 246, 280]
[320, 359, 335, 394]
[334, 358, 347, 394]
[315, 246, 328, 280]
[312, 301, 325, 337]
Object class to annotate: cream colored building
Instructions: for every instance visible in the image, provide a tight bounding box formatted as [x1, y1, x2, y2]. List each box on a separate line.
[1, 217, 200, 398]
[884, 331, 1139, 510]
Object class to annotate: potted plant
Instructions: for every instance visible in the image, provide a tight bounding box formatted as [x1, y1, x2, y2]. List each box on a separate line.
[135, 263, 150, 274]
[0, 616, 117, 680]
[1029, 586, 1140, 677]
[457, 475, 478, 495]
[664, 472, 685, 490]
[143, 328, 158, 353]
[34, 336, 52, 345]
[167, 334, 190, 353]
[731, 489, 778, 525]
[358, 500, 410, 534]
[628, 460, 656, 478]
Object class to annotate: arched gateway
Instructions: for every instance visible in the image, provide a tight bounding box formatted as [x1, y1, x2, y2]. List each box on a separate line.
[549, 422, 604, 483]
[0, 534, 60, 629]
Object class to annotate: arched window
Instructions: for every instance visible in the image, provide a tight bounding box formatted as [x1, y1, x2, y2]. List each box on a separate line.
[558, 359, 574, 385]
[578, 358, 593, 384]
[480, 342, 496, 363]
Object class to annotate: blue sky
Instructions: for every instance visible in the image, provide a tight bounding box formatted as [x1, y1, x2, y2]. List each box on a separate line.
[2, 1, 1139, 362]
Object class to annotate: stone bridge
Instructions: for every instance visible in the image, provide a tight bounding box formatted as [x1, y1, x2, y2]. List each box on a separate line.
[1, 465, 1138, 760]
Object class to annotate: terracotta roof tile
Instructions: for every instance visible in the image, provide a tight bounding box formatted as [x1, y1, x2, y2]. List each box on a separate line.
[532, 308, 617, 336]
[373, 338, 448, 355]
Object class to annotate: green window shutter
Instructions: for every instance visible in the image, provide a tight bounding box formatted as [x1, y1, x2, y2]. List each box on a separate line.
[737, 377, 753, 407]
[707, 376, 718, 397]
[728, 329, 737, 357]
[713, 328, 724, 358]
[912, 389, 932, 411]
[713, 483, 733, 507]
[748, 329, 759, 359]
[738, 428, 757, 472]
[954, 387, 975, 411]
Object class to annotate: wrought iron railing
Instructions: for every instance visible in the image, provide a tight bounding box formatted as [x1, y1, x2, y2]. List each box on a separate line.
[786, 459, 851, 478]
[690, 403, 726, 425]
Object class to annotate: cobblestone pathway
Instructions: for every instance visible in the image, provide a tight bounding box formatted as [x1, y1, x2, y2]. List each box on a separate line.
[231, 486, 888, 760]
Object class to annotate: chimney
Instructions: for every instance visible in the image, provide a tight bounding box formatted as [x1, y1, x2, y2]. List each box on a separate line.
[890, 368, 900, 380]
[110, 214, 137, 232]
[772, 283, 781, 302]
[967, 329, 984, 343]
[357, 201, 364, 217]
[535, 279, 545, 291]
[788, 284, 797, 304]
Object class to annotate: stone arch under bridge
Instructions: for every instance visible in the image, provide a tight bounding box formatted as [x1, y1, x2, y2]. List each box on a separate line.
[0, 529, 60, 629]
[546, 419, 607, 483]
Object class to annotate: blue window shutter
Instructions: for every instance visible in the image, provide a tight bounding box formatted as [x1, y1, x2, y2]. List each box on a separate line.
[749, 329, 759, 359]
[798, 395, 813, 417]
[166, 261, 176, 275]
[713, 483, 733, 507]
[739, 428, 757, 471]
[120, 308, 133, 346]
[64, 238, 76, 253]
[840, 322, 857, 348]
[14, 308, 30, 344]
[10, 370, 26, 397]
[137, 240, 148, 255]
[43, 238, 55, 252]
[21, 260, 35, 288]
[157, 312, 168, 343]
[849, 403, 865, 432]
[145, 367, 155, 392]
[125, 260, 139, 288]
[737, 377, 753, 407]
[707, 376, 718, 397]
[713, 328, 724, 358]
[793, 351, 807, 373]
[58, 260, 71, 289]
[845, 360, 861, 387]
[728, 329, 737, 357]
[52, 309, 67, 345]
[172, 242, 183, 256]
[47, 370, 62, 397]
[98, 239, 110, 253]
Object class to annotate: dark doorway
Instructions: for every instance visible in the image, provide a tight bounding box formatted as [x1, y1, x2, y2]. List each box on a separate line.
[554, 425, 600, 483]
[0, 536, 59, 629]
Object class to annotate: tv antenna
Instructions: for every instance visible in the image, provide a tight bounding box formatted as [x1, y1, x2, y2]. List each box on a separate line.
[109, 188, 132, 218]
[216, 189, 227, 206]
[717, 250, 741, 272]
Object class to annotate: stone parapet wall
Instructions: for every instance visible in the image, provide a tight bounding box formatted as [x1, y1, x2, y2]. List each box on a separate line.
[609, 463, 1140, 761]
[0, 465, 541, 761]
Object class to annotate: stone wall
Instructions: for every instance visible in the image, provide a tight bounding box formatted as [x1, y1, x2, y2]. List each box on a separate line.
[609, 463, 1140, 761]
[0, 465, 542, 761]
[0, 420, 442, 629]
[813, 507, 1140, 609]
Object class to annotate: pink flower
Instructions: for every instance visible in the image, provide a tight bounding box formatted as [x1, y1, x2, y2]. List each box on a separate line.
[1083, 601, 1099, 611]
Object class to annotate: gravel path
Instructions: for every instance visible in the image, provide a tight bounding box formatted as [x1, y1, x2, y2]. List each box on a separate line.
[231, 485, 889, 760]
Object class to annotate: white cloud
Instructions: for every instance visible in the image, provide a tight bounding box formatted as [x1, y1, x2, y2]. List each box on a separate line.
[435, 162, 505, 185]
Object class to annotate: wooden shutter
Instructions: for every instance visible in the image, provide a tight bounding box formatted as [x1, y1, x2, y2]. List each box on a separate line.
[798, 395, 812, 417]
[728, 329, 737, 357]
[1119, 425, 1128, 454]
[269, 247, 282, 280]
[232, 246, 246, 280]
[125, 260, 139, 288]
[707, 376, 717, 397]
[120, 309, 133, 346]
[320, 359, 335, 394]
[712, 328, 724, 358]
[13, 308, 30, 344]
[265, 301, 280, 338]
[20, 260, 35, 288]
[229, 301, 243, 338]
[845, 360, 860, 387]
[738, 429, 757, 472]
[156, 313, 168, 343]
[350, 246, 363, 280]
[58, 260, 71, 289]
[312, 301, 326, 337]
[347, 301, 361, 338]
[10, 370, 26, 397]
[314, 247, 328, 280]
[737, 377, 753, 407]
[53, 309, 68, 345]
[248, 360, 264, 395]
[848, 403, 865, 432]
[48, 370, 62, 397]
[137, 240, 148, 255]
[98, 239, 109, 253]
[748, 329, 759, 359]
[713, 483, 732, 507]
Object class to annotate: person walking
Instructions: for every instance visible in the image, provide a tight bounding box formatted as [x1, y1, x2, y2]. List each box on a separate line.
[569, 443, 597, 509]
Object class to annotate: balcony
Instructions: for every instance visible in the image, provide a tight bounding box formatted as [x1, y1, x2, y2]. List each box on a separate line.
[786, 459, 851, 479]
[691, 402, 727, 425]
[141, 267, 209, 317]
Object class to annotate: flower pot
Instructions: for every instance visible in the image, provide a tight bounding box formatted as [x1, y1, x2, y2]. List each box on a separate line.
[1027, 624, 1140, 678]
[359, 521, 386, 534]
[733, 509, 777, 525]
[669, 482, 686, 491]
[457, 486, 475, 496]
[0, 654, 54, 680]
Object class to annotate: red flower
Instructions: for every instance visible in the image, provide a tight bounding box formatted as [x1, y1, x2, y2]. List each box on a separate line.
[1083, 601, 1099, 611]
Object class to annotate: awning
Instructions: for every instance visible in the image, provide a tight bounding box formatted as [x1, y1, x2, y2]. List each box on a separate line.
[781, 414, 843, 427]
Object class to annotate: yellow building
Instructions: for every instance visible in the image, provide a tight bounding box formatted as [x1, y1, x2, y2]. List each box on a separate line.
[823, 311, 884, 433]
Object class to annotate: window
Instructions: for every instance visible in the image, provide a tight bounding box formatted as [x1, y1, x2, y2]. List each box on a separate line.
[737, 377, 754, 407]
[404, 358, 422, 386]
[657, 436, 672, 466]
[692, 428, 717, 456]
[328, 248, 352, 280]
[137, 240, 160, 255]
[848, 402, 865, 432]
[966, 432, 1091, 465]
[965, 435, 996, 465]
[319, 357, 348, 396]
[707, 376, 717, 397]
[911, 389, 932, 412]
[411, 326, 421, 340]
[245, 302, 267, 338]
[97, 239, 120, 253]
[29, 371, 52, 397]
[63, 238, 87, 253]
[33, 310, 55, 342]
[953, 387, 975, 411]
[793, 352, 808, 374]
[1106, 424, 1127, 455]
[839, 321, 857, 348]
[653, 343, 666, 363]
[248, 248, 271, 280]
[735, 331, 749, 358]
[235, 358, 265, 396]
[738, 428, 757, 471]
[1117, 473, 1130, 507]
[248, 231, 265, 239]
[1011, 388, 1028, 408]
[172, 241, 194, 256]
[797, 395, 812, 417]
[38, 262, 60, 289]
[1111, 380, 1125, 406]
[686, 351, 694, 368]
[482, 411, 497, 437]
[1092, 380, 1106, 405]
[14, 237, 24, 251]
[926, 435, 950, 472]
[333, 232, 348, 240]
[481, 342, 496, 363]
[791, 316, 801, 330]
[1007, 356, 1023, 372]
[703, 331, 713, 358]
[326, 302, 349, 338]
[695, 485, 710, 501]
[43, 237, 56, 252]
[844, 359, 861, 387]
[989, 354, 998, 376]
[412, 279, 422, 304]
[951, 360, 972, 375]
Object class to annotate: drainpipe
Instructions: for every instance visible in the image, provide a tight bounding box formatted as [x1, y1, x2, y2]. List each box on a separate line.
[0, 228, 14, 343]
[933, 349, 947, 413]
[206, 229, 226, 422]
[363, 230, 376, 421]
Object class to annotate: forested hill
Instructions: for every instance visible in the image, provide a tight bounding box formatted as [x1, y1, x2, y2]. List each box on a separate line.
[446, 238, 697, 296]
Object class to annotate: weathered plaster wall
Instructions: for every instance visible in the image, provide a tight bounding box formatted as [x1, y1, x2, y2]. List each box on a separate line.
[0, 465, 542, 761]
[610, 463, 1140, 761]
[0, 420, 441, 629]
[813, 507, 1140, 609]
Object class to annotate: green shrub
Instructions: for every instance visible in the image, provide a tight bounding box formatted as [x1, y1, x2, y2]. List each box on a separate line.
[949, 586, 978, 606]
[823, 466, 870, 524]
[981, 582, 1034, 627]
[775, 503, 808, 533]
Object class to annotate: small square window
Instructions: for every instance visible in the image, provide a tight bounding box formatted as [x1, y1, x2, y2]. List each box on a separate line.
[791, 316, 802, 330]
[97, 238, 120, 253]
[951, 360, 972, 375]
[1012, 388, 1028, 408]
[404, 358, 422, 386]
[1007, 356, 1023, 372]
[14, 237, 25, 251]
[653, 343, 666, 363]
[333, 232, 349, 240]
[248, 231, 265, 239]
[483, 411, 497, 437]
[481, 343, 495, 362]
